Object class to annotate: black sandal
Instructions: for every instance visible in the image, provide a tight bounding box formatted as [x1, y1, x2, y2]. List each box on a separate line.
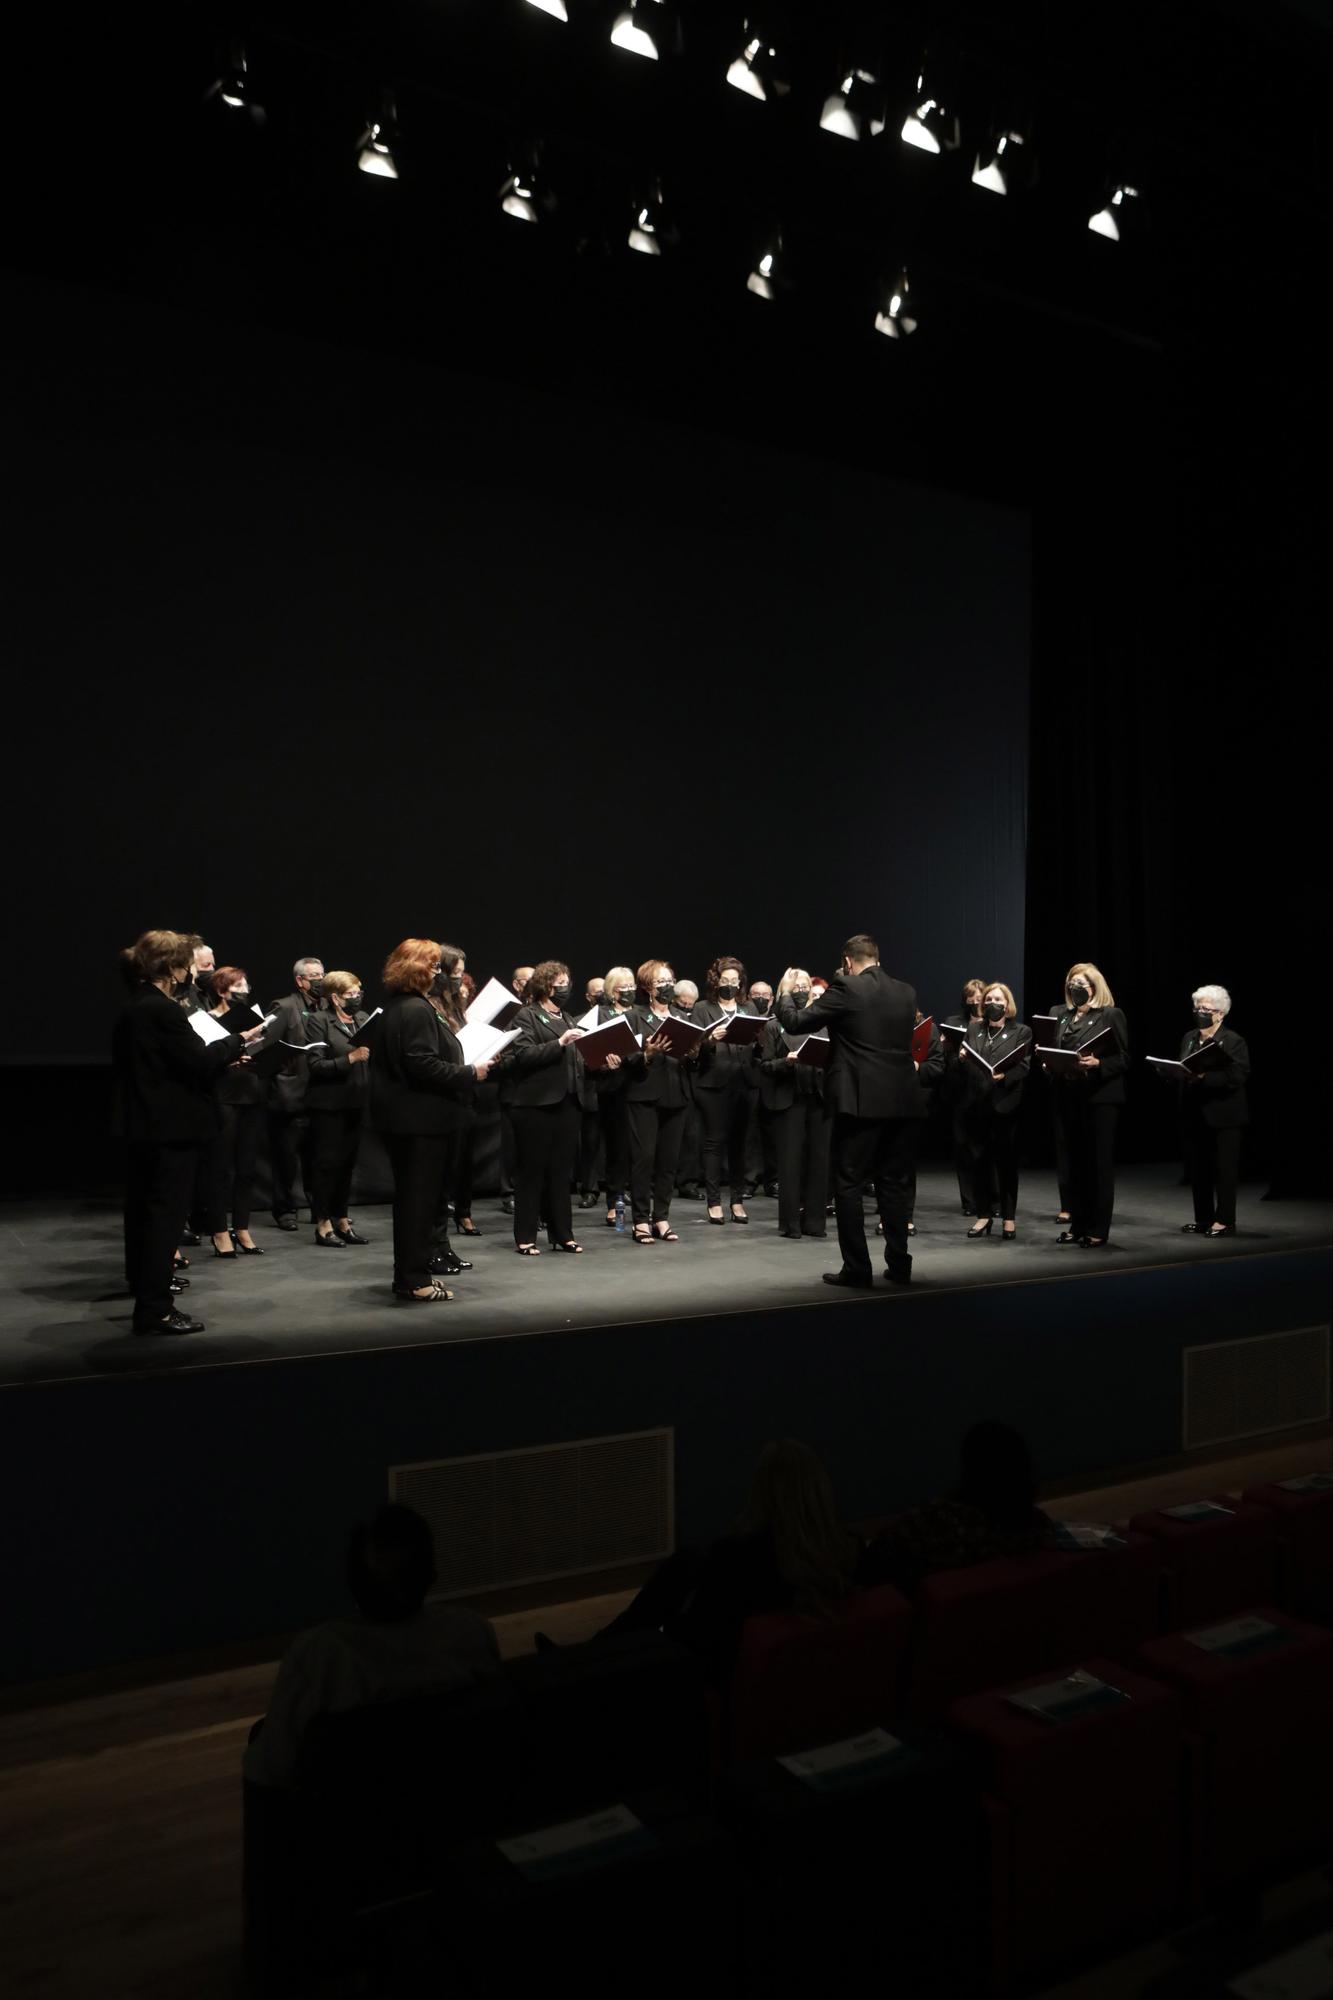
[392, 1282, 454, 1303]
[456, 1216, 481, 1237]
[549, 1239, 584, 1253]
[653, 1222, 679, 1242]
[632, 1224, 654, 1245]
[516, 1243, 541, 1256]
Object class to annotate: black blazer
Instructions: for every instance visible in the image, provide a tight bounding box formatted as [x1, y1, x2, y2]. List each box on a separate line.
[940, 1010, 981, 1104]
[1178, 1025, 1250, 1128]
[774, 965, 924, 1121]
[624, 1007, 691, 1109]
[1054, 1005, 1130, 1105]
[113, 985, 244, 1145]
[370, 994, 477, 1136]
[506, 1004, 582, 1108]
[912, 1018, 947, 1113]
[694, 1001, 758, 1092]
[305, 1010, 371, 1111]
[262, 991, 328, 1111]
[756, 1015, 824, 1112]
[591, 1004, 639, 1098]
[959, 1020, 1033, 1116]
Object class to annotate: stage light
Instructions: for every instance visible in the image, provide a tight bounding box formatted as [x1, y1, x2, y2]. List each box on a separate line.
[205, 41, 265, 123]
[611, 0, 663, 60]
[901, 70, 959, 154]
[628, 179, 675, 255]
[873, 267, 918, 338]
[726, 26, 788, 102]
[525, 0, 569, 18]
[972, 128, 1025, 194]
[746, 233, 790, 299]
[820, 69, 885, 142]
[500, 152, 553, 223]
[1088, 183, 1140, 241]
[356, 94, 401, 179]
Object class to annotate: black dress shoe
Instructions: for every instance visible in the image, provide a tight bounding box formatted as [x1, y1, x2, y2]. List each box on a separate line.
[314, 1230, 347, 1248]
[577, 1191, 599, 1209]
[884, 1257, 913, 1286]
[431, 1249, 472, 1274]
[170, 1276, 189, 1291]
[133, 1308, 203, 1334]
[779, 1228, 802, 1239]
[274, 1213, 299, 1231]
[334, 1227, 370, 1245]
[1180, 1223, 1200, 1233]
[501, 1196, 515, 1216]
[1077, 1236, 1110, 1249]
[179, 1230, 201, 1247]
[763, 1182, 780, 1199]
[823, 1270, 875, 1289]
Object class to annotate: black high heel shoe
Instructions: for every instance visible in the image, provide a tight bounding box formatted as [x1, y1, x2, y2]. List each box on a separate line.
[229, 1232, 265, 1255]
[212, 1241, 238, 1260]
[1056, 1230, 1078, 1244]
[432, 1248, 472, 1275]
[314, 1229, 347, 1249]
[999, 1225, 1017, 1243]
[730, 1208, 749, 1225]
[455, 1215, 481, 1237]
[707, 1208, 726, 1225]
[334, 1226, 370, 1245]
[967, 1219, 993, 1239]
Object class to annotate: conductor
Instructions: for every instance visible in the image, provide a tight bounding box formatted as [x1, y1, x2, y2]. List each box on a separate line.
[775, 933, 923, 1288]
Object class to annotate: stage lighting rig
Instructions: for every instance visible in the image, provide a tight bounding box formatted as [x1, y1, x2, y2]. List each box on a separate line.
[205, 41, 265, 124]
[971, 126, 1029, 195]
[726, 24, 789, 103]
[820, 67, 886, 142]
[901, 66, 960, 155]
[524, 0, 569, 19]
[1088, 182, 1141, 241]
[746, 231, 791, 299]
[627, 178, 677, 254]
[611, 0, 681, 62]
[500, 150, 554, 223]
[356, 92, 401, 179]
[873, 267, 918, 338]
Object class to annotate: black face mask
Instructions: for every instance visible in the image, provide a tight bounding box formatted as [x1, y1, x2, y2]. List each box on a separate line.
[345, 993, 363, 1011]
[655, 983, 676, 1004]
[306, 977, 325, 1000]
[1194, 1008, 1214, 1027]
[194, 968, 213, 992]
[984, 1001, 1006, 1022]
[790, 988, 810, 1006]
[1068, 983, 1090, 1007]
[717, 983, 740, 1001]
[551, 984, 572, 1007]
[429, 971, 447, 997]
[750, 997, 771, 1015]
[172, 972, 193, 998]
[614, 989, 635, 1007]
[231, 988, 250, 1005]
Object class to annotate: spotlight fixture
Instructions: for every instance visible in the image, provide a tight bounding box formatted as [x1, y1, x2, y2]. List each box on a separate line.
[356, 93, 401, 179]
[746, 233, 791, 300]
[873, 267, 918, 339]
[820, 68, 885, 142]
[726, 26, 788, 102]
[500, 153, 553, 223]
[901, 69, 959, 154]
[971, 128, 1025, 195]
[525, 0, 569, 18]
[1088, 183, 1140, 241]
[628, 179, 675, 255]
[611, 0, 665, 60]
[205, 41, 265, 123]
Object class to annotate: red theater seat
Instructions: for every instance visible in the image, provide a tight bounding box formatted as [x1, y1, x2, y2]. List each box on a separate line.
[1138, 1609, 1333, 1900]
[908, 1538, 1161, 1714]
[948, 1658, 1184, 1983]
[1128, 1497, 1282, 1628]
[1243, 1478, 1333, 1621]
[726, 1585, 912, 1765]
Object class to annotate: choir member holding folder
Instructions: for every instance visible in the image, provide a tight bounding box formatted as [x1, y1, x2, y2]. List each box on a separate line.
[372, 939, 491, 1303]
[1174, 984, 1250, 1236]
[941, 979, 987, 1215]
[506, 961, 587, 1255]
[695, 956, 757, 1225]
[201, 967, 267, 1257]
[757, 971, 830, 1238]
[626, 960, 698, 1243]
[957, 984, 1032, 1239]
[114, 930, 253, 1334]
[590, 967, 638, 1225]
[1047, 963, 1129, 1248]
[305, 970, 372, 1249]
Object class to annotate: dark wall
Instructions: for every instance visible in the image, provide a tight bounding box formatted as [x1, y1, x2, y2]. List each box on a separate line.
[3, 269, 1028, 1061]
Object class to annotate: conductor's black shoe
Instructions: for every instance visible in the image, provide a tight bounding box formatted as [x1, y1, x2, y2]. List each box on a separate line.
[431, 1249, 472, 1275]
[578, 1191, 599, 1209]
[501, 1197, 515, 1216]
[274, 1212, 299, 1231]
[170, 1276, 189, 1292]
[822, 1270, 875, 1289]
[334, 1227, 369, 1244]
[884, 1257, 913, 1286]
[1180, 1223, 1200, 1233]
[179, 1230, 201, 1247]
[763, 1182, 780, 1198]
[133, 1309, 203, 1335]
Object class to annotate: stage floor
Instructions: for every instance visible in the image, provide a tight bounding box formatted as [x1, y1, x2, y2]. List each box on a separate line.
[1, 1166, 1327, 1389]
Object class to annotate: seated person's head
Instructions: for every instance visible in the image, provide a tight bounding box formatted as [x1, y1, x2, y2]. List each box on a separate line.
[956, 1421, 1037, 1528]
[346, 1504, 437, 1622]
[740, 1438, 854, 1605]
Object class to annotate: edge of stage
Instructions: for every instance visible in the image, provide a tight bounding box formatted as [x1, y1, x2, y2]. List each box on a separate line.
[3, 1166, 1330, 1685]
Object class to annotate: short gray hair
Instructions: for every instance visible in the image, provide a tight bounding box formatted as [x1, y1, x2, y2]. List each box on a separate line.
[293, 956, 323, 982]
[1192, 983, 1231, 1016]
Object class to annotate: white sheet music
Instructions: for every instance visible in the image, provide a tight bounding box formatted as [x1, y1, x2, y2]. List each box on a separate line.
[188, 1009, 229, 1045]
[466, 977, 519, 1029]
[457, 1022, 521, 1067]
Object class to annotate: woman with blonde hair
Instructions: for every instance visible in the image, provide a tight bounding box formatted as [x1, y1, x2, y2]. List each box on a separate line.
[1051, 961, 1129, 1248]
[590, 965, 638, 1224]
[305, 970, 372, 1248]
[957, 981, 1032, 1239]
[757, 969, 830, 1238]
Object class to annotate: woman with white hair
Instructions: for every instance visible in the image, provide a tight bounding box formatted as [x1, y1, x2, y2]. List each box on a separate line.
[757, 970, 831, 1238]
[1179, 984, 1250, 1236]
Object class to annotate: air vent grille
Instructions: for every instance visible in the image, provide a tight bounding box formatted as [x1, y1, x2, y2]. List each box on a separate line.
[1183, 1326, 1330, 1450]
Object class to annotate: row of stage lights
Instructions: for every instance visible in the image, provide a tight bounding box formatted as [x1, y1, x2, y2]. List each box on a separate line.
[206, 5, 1141, 346]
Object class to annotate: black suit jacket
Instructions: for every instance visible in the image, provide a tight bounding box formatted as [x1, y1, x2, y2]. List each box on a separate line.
[774, 965, 924, 1120]
[1054, 1005, 1130, 1105]
[113, 985, 244, 1145]
[370, 994, 477, 1136]
[624, 1007, 692, 1109]
[506, 1005, 582, 1107]
[305, 1010, 371, 1111]
[694, 1002, 758, 1092]
[1178, 1025, 1250, 1128]
[959, 1020, 1033, 1116]
[756, 1016, 824, 1111]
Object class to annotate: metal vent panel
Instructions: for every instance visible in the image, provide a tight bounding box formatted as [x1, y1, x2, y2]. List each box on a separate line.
[391, 1428, 674, 1598]
[1183, 1325, 1330, 1451]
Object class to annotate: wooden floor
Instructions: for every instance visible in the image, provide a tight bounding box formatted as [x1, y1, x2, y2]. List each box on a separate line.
[3, 1435, 1330, 2000]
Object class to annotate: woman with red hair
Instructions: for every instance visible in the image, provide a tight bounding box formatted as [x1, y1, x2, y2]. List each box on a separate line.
[371, 939, 495, 1302]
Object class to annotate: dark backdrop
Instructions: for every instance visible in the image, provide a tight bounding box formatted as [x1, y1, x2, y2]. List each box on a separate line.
[3, 268, 1029, 1061]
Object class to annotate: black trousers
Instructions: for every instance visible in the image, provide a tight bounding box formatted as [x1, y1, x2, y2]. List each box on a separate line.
[961, 1109, 1022, 1222]
[831, 1115, 917, 1279]
[676, 1098, 705, 1191]
[771, 1099, 831, 1236]
[204, 1101, 262, 1234]
[499, 1101, 516, 1197]
[578, 1102, 604, 1194]
[598, 1093, 630, 1203]
[125, 1141, 200, 1321]
[308, 1108, 364, 1223]
[951, 1100, 979, 1212]
[511, 1099, 580, 1245]
[1052, 1095, 1072, 1213]
[627, 1100, 686, 1224]
[267, 1108, 312, 1219]
[698, 1082, 751, 1206]
[1057, 1094, 1120, 1240]
[451, 1108, 477, 1225]
[749, 1100, 779, 1190]
[384, 1132, 453, 1291]
[1188, 1121, 1242, 1230]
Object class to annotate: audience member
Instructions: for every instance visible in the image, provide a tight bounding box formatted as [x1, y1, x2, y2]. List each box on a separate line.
[862, 1421, 1056, 1593]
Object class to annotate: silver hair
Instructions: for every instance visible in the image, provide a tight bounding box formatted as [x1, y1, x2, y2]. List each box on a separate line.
[293, 956, 324, 981]
[1192, 983, 1231, 1016]
[675, 979, 699, 999]
[192, 940, 212, 959]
